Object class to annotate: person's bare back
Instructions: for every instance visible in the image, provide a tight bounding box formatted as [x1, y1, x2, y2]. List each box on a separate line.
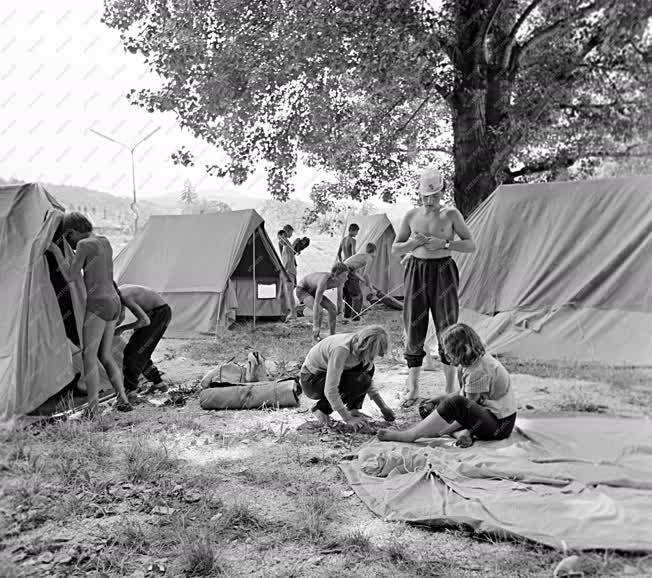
[118, 284, 165, 311]
[298, 272, 342, 292]
[78, 235, 117, 301]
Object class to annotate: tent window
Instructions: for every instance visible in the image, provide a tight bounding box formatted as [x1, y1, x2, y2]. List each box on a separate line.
[257, 283, 277, 299]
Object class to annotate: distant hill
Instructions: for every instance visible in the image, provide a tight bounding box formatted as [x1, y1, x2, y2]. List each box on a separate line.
[0, 177, 172, 230]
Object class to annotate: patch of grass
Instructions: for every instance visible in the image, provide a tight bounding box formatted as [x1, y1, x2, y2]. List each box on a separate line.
[500, 357, 652, 390]
[214, 500, 265, 538]
[295, 491, 337, 541]
[122, 438, 178, 483]
[179, 526, 226, 577]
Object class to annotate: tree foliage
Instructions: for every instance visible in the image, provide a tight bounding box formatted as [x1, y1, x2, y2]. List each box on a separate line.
[104, 0, 651, 215]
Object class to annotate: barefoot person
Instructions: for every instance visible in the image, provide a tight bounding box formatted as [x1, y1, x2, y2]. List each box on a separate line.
[47, 212, 132, 415]
[392, 167, 476, 407]
[337, 223, 359, 262]
[115, 284, 172, 392]
[378, 324, 516, 447]
[278, 229, 298, 320]
[343, 242, 376, 322]
[300, 325, 396, 431]
[296, 263, 349, 342]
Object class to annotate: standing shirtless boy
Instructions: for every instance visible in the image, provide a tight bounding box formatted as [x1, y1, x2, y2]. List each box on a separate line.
[47, 212, 132, 415]
[296, 262, 349, 343]
[392, 167, 476, 407]
[115, 284, 172, 392]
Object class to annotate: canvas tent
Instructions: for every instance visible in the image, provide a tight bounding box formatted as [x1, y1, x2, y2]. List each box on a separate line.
[0, 183, 86, 421]
[114, 210, 288, 336]
[454, 175, 652, 365]
[342, 214, 404, 298]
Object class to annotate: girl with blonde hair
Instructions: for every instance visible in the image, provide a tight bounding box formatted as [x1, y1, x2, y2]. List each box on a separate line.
[300, 325, 395, 430]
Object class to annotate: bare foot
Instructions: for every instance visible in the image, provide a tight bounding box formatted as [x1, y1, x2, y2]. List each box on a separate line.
[349, 409, 371, 419]
[400, 396, 420, 409]
[377, 428, 414, 442]
[115, 398, 134, 412]
[313, 408, 333, 426]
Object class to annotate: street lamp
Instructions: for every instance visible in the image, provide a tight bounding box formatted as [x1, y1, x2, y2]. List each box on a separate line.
[89, 126, 161, 234]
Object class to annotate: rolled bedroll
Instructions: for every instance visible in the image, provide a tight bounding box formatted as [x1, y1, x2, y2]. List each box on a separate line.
[199, 379, 301, 410]
[367, 289, 403, 311]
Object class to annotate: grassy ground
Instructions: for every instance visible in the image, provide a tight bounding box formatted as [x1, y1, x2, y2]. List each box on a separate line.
[2, 307, 652, 577]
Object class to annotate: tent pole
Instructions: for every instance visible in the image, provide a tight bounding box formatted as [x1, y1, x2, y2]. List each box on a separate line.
[252, 228, 257, 333]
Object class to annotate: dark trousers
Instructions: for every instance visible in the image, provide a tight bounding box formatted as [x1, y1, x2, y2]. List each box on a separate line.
[300, 363, 375, 415]
[343, 271, 362, 320]
[424, 394, 516, 441]
[123, 304, 172, 391]
[403, 256, 459, 367]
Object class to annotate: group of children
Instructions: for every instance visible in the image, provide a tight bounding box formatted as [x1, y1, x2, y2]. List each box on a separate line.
[47, 212, 171, 417]
[298, 166, 517, 447]
[53, 169, 517, 449]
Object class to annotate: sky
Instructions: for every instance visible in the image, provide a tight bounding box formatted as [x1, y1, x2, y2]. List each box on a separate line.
[0, 0, 331, 201]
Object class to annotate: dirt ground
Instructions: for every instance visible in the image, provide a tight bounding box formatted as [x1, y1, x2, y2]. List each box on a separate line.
[2, 307, 652, 577]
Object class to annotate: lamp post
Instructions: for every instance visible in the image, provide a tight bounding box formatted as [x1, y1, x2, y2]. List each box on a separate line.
[89, 126, 161, 234]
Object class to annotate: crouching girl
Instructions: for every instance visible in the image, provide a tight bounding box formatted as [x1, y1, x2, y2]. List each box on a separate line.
[300, 325, 396, 431]
[378, 323, 516, 447]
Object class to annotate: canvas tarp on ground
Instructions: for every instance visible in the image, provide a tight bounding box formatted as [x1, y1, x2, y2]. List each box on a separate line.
[341, 415, 652, 552]
[0, 183, 86, 421]
[451, 175, 652, 365]
[343, 214, 404, 298]
[113, 210, 287, 336]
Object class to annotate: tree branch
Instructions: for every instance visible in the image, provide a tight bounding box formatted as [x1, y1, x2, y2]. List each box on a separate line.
[508, 146, 650, 178]
[501, 0, 548, 70]
[481, 0, 510, 64]
[516, 0, 613, 67]
[391, 91, 432, 138]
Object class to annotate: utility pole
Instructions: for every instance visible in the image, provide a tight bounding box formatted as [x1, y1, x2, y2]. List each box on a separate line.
[89, 126, 161, 234]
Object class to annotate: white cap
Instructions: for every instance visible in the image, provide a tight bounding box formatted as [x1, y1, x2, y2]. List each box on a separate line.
[419, 166, 445, 196]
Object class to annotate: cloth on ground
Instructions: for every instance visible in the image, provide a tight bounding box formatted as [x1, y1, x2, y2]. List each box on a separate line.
[199, 379, 300, 410]
[340, 415, 652, 552]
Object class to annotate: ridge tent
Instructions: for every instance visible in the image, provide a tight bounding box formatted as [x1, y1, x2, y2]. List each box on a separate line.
[113, 210, 288, 336]
[342, 214, 405, 299]
[0, 183, 87, 421]
[454, 175, 652, 365]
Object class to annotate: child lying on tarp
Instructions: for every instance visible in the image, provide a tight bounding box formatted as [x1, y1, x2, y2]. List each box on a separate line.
[378, 323, 516, 447]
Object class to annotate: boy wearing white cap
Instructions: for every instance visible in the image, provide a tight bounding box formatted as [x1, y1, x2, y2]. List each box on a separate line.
[392, 167, 476, 407]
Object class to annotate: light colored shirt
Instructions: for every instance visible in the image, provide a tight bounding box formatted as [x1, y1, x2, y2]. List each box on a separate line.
[458, 354, 516, 419]
[301, 333, 379, 414]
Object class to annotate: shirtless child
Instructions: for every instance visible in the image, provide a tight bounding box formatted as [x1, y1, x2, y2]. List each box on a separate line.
[337, 223, 359, 262]
[296, 262, 349, 343]
[392, 167, 476, 407]
[47, 212, 132, 415]
[343, 242, 376, 321]
[115, 284, 172, 392]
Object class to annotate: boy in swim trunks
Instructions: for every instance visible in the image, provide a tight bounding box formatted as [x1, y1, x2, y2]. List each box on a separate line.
[48, 211, 132, 415]
[296, 262, 349, 343]
[115, 284, 172, 392]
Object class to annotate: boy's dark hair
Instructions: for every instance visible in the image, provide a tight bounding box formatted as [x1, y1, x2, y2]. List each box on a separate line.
[277, 229, 287, 237]
[283, 224, 294, 233]
[441, 323, 486, 367]
[365, 243, 377, 253]
[63, 211, 93, 234]
[348, 223, 359, 232]
[331, 262, 349, 276]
